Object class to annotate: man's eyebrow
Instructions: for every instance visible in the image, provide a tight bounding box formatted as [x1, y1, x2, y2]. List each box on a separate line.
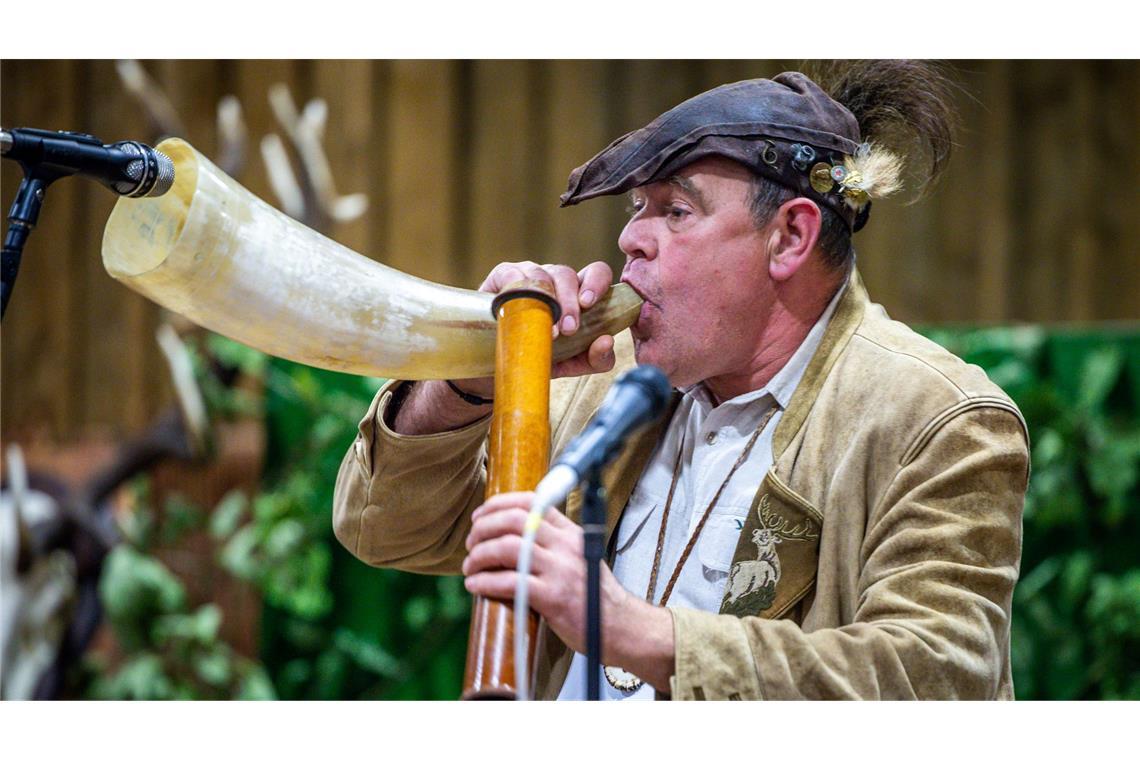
[666, 175, 709, 211]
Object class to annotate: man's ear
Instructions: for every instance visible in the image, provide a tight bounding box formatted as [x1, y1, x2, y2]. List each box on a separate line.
[767, 198, 822, 282]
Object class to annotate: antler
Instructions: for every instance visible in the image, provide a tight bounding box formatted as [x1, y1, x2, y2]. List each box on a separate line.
[114, 67, 363, 233]
[115, 60, 187, 140]
[758, 497, 819, 542]
[115, 59, 248, 178]
[155, 323, 210, 459]
[214, 94, 248, 179]
[261, 83, 368, 232]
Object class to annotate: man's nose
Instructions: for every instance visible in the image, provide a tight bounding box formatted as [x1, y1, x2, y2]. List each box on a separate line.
[618, 216, 656, 261]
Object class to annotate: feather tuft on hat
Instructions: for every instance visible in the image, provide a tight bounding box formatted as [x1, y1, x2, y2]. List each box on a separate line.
[839, 142, 904, 209]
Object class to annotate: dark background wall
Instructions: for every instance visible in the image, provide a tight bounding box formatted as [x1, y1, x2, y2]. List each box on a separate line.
[2, 60, 1138, 442]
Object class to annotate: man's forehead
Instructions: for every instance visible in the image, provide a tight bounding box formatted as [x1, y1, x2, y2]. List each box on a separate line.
[629, 157, 754, 201]
[628, 175, 702, 196]
[641, 156, 752, 185]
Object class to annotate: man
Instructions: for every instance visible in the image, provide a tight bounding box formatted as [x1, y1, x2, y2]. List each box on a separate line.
[332, 61, 1029, 699]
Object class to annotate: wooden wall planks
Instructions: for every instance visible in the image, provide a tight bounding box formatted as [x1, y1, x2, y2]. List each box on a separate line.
[2, 60, 1138, 443]
[469, 60, 539, 282]
[542, 60, 615, 274]
[2, 61, 83, 436]
[385, 60, 460, 283]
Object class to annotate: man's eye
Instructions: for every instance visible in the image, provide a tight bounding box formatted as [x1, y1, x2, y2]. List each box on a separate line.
[667, 205, 690, 219]
[626, 199, 645, 216]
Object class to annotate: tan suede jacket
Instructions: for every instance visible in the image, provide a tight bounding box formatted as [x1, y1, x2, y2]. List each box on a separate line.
[332, 270, 1030, 700]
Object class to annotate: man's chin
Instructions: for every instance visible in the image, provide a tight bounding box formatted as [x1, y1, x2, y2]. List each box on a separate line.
[631, 335, 647, 361]
[632, 340, 671, 380]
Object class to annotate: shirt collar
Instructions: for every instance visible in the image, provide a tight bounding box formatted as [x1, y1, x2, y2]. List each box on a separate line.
[682, 280, 847, 411]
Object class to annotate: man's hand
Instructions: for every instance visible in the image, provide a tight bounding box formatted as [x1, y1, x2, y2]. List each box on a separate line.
[461, 491, 676, 693]
[392, 260, 617, 436]
[464, 260, 619, 396]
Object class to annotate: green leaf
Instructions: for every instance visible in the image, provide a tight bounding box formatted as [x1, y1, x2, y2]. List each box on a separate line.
[278, 658, 313, 697]
[219, 525, 261, 580]
[102, 654, 174, 700]
[403, 597, 433, 631]
[1059, 552, 1094, 613]
[153, 612, 196, 643]
[1017, 556, 1062, 600]
[1025, 461, 1083, 528]
[210, 489, 249, 540]
[100, 546, 187, 647]
[160, 492, 204, 543]
[153, 606, 221, 647]
[237, 667, 278, 700]
[1077, 346, 1124, 411]
[314, 649, 348, 700]
[1043, 634, 1088, 699]
[265, 519, 306, 558]
[1033, 427, 1066, 466]
[205, 333, 268, 375]
[1087, 571, 1140, 638]
[195, 604, 223, 641]
[263, 544, 332, 619]
[282, 617, 327, 650]
[437, 576, 469, 620]
[333, 629, 405, 678]
[193, 648, 233, 686]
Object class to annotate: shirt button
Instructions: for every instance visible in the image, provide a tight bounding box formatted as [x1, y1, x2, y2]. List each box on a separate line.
[705, 431, 717, 445]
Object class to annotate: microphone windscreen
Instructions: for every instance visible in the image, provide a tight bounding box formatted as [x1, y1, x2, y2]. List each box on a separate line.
[625, 364, 672, 416]
[149, 151, 176, 197]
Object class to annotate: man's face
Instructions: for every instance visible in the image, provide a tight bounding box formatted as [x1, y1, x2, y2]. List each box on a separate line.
[618, 156, 774, 388]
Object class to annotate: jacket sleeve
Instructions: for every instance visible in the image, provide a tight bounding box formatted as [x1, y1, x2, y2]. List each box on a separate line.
[331, 380, 492, 575]
[668, 406, 1028, 699]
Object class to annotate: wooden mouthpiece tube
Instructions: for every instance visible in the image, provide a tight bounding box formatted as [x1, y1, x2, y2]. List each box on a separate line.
[461, 280, 560, 700]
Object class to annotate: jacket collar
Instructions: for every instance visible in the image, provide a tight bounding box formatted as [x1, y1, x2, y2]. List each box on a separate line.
[771, 266, 868, 458]
[564, 391, 682, 543]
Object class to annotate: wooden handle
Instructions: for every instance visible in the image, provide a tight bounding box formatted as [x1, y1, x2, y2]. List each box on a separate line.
[461, 281, 559, 700]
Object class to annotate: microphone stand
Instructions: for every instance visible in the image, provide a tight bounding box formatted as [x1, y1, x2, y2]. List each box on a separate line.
[580, 469, 607, 701]
[1, 129, 71, 320]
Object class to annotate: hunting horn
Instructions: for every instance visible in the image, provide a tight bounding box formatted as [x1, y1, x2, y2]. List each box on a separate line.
[101, 138, 642, 380]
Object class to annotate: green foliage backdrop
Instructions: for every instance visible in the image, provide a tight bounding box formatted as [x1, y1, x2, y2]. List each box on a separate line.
[89, 325, 1140, 700]
[255, 357, 470, 699]
[924, 326, 1140, 699]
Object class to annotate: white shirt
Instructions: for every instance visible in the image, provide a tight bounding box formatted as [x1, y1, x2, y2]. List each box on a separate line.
[557, 285, 844, 700]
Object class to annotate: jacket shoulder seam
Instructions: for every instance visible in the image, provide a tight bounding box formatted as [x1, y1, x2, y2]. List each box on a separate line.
[865, 397, 1031, 548]
[900, 396, 1029, 467]
[851, 332, 971, 399]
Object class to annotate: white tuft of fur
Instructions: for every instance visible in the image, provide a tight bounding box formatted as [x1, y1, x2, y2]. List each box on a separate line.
[840, 143, 904, 205]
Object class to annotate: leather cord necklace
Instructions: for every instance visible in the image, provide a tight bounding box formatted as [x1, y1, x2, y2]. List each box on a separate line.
[603, 404, 779, 694]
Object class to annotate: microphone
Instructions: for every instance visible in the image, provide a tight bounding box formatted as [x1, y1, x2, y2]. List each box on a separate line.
[536, 365, 673, 505]
[514, 364, 671, 700]
[0, 127, 175, 197]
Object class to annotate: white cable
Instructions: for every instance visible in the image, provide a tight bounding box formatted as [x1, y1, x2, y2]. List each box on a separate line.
[513, 465, 577, 702]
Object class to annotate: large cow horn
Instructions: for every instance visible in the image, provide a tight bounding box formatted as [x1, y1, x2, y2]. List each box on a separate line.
[101, 138, 642, 380]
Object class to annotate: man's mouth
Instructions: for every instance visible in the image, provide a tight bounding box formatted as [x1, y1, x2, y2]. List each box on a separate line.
[621, 279, 656, 337]
[621, 277, 654, 308]
[631, 303, 653, 337]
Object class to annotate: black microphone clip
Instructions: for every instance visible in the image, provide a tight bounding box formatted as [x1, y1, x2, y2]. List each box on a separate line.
[0, 127, 175, 198]
[1, 127, 176, 318]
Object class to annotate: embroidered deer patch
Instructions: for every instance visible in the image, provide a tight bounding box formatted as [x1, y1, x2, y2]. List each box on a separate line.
[721, 495, 819, 617]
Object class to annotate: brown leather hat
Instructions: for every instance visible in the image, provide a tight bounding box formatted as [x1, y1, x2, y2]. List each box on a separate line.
[560, 72, 872, 231]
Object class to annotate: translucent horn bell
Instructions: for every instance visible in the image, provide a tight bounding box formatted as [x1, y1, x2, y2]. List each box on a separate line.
[102, 138, 642, 380]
